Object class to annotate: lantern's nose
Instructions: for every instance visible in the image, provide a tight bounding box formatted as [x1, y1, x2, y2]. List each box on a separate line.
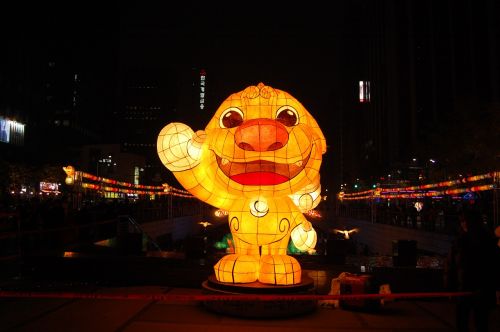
[234, 119, 289, 152]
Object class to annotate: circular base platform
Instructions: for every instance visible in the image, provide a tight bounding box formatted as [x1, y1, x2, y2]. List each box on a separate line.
[201, 274, 317, 318]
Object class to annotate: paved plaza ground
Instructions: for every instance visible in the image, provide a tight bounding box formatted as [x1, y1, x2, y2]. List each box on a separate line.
[0, 237, 497, 332]
[1, 283, 499, 332]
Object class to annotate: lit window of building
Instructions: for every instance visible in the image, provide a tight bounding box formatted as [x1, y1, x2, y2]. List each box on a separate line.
[0, 117, 25, 146]
[359, 81, 371, 103]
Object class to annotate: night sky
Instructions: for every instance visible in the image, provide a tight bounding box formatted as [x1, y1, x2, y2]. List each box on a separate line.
[118, 1, 345, 126]
[116, 1, 358, 189]
[4, 2, 346, 180]
[7, 1, 346, 108]
[3, 1, 499, 189]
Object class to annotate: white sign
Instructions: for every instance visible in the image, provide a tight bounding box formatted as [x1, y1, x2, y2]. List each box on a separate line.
[200, 70, 206, 110]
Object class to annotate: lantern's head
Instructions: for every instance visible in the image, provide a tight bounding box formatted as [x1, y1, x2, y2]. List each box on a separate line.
[158, 83, 327, 209]
[203, 83, 326, 199]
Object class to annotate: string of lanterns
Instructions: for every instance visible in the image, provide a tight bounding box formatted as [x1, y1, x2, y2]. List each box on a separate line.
[63, 165, 194, 198]
[339, 171, 498, 201]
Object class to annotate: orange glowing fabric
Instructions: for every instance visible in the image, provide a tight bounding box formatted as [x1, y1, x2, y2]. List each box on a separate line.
[157, 83, 326, 285]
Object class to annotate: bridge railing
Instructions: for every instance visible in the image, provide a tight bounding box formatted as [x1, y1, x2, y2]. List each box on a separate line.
[0, 198, 212, 260]
[335, 204, 462, 235]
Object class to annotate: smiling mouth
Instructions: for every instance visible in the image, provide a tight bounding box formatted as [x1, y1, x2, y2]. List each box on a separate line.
[215, 153, 311, 186]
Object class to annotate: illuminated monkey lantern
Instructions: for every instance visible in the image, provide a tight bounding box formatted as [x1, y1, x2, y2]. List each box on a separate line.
[63, 165, 76, 185]
[157, 83, 326, 285]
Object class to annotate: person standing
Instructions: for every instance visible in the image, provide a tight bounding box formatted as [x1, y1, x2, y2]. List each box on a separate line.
[446, 208, 499, 332]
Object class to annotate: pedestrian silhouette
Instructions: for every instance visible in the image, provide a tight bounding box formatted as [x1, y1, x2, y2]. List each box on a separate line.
[445, 207, 498, 332]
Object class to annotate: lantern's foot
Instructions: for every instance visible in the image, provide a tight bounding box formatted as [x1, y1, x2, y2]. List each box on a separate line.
[213, 254, 259, 283]
[259, 255, 302, 285]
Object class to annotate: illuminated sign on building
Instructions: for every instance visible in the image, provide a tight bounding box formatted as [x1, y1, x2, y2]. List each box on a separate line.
[0, 117, 25, 145]
[134, 166, 140, 185]
[0, 118, 10, 143]
[359, 81, 371, 103]
[200, 69, 206, 110]
[40, 182, 60, 194]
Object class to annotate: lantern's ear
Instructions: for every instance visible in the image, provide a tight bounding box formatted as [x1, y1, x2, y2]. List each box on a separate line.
[157, 123, 206, 172]
[289, 183, 322, 213]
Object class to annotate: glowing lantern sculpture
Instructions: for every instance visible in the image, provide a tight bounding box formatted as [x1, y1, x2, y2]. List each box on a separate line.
[157, 83, 326, 285]
[63, 165, 76, 185]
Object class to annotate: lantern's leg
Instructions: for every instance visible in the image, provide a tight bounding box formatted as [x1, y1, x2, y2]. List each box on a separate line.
[213, 254, 259, 283]
[213, 235, 260, 283]
[259, 238, 301, 285]
[259, 254, 302, 285]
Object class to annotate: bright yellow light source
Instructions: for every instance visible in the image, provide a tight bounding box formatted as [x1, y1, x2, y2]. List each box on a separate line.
[157, 83, 327, 285]
[291, 224, 317, 251]
[414, 202, 424, 212]
[332, 228, 359, 239]
[157, 123, 201, 171]
[249, 198, 268, 217]
[199, 221, 212, 228]
[63, 165, 76, 186]
[63, 251, 77, 258]
[214, 209, 229, 217]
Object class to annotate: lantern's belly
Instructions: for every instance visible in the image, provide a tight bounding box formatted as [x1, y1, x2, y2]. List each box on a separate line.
[229, 214, 291, 245]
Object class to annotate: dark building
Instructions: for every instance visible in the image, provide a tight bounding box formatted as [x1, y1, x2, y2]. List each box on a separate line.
[336, 0, 499, 190]
[114, 9, 217, 186]
[1, 3, 119, 168]
[1, 37, 119, 167]
[37, 42, 103, 156]
[176, 67, 212, 127]
[112, 46, 181, 184]
[81, 144, 146, 184]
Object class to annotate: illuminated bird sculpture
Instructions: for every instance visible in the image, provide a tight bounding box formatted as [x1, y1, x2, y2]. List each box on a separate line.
[157, 83, 326, 285]
[198, 221, 212, 228]
[332, 228, 359, 240]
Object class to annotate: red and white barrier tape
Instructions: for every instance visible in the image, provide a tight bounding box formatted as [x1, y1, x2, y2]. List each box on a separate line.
[0, 291, 473, 302]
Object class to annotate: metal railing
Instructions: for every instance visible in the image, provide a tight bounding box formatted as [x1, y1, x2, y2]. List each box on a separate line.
[117, 215, 162, 253]
[1, 215, 166, 260]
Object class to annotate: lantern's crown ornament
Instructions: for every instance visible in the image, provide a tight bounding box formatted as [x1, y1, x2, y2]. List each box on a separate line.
[157, 83, 327, 285]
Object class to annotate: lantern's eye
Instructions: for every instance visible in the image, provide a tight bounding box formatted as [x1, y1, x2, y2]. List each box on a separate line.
[220, 107, 244, 128]
[276, 106, 299, 127]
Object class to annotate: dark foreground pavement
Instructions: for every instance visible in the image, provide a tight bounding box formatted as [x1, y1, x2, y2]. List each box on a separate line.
[1, 285, 499, 332]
